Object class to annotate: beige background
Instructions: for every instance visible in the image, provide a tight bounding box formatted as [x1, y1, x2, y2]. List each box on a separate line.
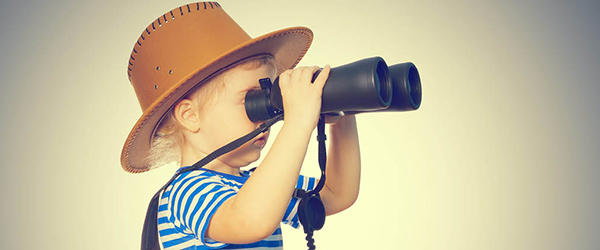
[1, 0, 599, 249]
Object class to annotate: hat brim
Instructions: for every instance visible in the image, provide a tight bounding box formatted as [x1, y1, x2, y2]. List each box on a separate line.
[121, 26, 313, 173]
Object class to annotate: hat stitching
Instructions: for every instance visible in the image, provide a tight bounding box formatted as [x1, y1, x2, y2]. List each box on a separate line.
[123, 29, 311, 173]
[127, 2, 223, 80]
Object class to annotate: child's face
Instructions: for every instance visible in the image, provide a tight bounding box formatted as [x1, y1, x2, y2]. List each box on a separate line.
[195, 63, 277, 168]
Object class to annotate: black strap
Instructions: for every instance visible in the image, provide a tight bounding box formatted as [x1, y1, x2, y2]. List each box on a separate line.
[294, 114, 328, 250]
[311, 114, 327, 196]
[141, 114, 283, 250]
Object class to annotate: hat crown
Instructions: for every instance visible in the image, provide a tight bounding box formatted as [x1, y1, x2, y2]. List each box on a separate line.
[127, 2, 250, 111]
[121, 1, 313, 173]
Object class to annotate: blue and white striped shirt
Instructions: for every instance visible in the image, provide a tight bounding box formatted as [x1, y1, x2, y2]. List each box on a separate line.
[157, 168, 317, 249]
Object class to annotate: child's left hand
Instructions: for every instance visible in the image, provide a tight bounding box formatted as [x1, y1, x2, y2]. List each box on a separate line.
[324, 111, 345, 125]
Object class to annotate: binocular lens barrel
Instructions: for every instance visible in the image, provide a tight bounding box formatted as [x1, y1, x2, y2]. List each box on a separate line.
[244, 57, 422, 122]
[344, 62, 422, 115]
[269, 57, 392, 113]
[387, 62, 422, 111]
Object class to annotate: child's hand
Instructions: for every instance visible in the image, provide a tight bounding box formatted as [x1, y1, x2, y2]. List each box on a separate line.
[324, 111, 344, 125]
[279, 65, 331, 130]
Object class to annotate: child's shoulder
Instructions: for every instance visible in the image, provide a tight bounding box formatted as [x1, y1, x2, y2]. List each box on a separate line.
[170, 168, 254, 192]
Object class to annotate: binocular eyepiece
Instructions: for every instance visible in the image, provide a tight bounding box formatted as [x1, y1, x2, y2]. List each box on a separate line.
[245, 57, 422, 122]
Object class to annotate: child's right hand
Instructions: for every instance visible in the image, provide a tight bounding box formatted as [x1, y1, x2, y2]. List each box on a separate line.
[206, 65, 331, 244]
[278, 65, 331, 131]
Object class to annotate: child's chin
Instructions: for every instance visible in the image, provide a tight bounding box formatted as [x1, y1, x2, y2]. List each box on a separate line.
[247, 151, 262, 162]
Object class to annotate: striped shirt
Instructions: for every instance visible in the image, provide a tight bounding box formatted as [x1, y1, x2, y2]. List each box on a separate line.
[157, 168, 317, 249]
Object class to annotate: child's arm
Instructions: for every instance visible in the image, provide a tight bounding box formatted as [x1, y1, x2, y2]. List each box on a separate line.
[206, 65, 331, 244]
[319, 114, 361, 215]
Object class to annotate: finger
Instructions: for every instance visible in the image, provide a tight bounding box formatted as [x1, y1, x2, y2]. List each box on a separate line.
[279, 69, 292, 86]
[324, 112, 344, 124]
[301, 66, 320, 84]
[290, 66, 308, 84]
[313, 64, 331, 88]
[324, 115, 342, 124]
[280, 69, 292, 77]
[327, 111, 344, 117]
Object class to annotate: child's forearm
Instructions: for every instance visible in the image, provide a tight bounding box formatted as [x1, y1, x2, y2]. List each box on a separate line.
[210, 122, 314, 241]
[321, 115, 361, 215]
[239, 122, 312, 223]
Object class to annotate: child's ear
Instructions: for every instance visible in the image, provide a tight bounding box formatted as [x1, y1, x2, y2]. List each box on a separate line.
[174, 99, 201, 133]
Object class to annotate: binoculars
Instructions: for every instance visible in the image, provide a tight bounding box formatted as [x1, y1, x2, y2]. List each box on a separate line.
[245, 57, 422, 122]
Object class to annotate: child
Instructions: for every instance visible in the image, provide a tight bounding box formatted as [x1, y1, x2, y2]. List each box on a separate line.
[121, 2, 361, 249]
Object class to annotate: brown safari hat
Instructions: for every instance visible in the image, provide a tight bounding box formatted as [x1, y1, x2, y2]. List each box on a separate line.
[121, 1, 313, 173]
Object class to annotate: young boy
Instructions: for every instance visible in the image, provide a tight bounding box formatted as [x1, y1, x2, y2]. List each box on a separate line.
[121, 2, 360, 249]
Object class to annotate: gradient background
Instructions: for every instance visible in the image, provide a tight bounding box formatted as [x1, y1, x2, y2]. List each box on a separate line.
[1, 0, 599, 249]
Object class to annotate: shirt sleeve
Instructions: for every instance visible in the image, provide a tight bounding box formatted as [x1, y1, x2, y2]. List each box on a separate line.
[282, 174, 318, 229]
[169, 172, 236, 248]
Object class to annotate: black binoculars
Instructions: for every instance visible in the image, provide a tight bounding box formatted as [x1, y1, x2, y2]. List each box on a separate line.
[245, 57, 422, 122]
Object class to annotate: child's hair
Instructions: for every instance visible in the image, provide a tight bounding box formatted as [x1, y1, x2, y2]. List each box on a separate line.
[146, 55, 278, 170]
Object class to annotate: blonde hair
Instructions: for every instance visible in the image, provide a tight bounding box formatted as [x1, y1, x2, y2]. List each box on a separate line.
[146, 55, 278, 170]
